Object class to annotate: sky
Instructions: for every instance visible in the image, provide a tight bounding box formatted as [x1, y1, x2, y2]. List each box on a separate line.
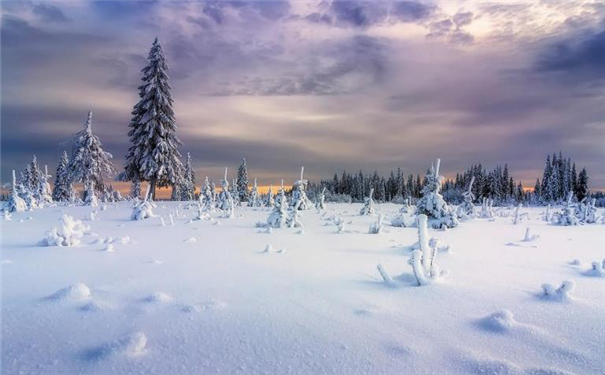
[1, 0, 604, 190]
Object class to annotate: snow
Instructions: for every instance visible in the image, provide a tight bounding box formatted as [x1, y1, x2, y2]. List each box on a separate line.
[1, 202, 604, 375]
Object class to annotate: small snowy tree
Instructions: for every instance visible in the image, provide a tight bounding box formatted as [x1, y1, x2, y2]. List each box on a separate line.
[53, 152, 74, 202]
[266, 185, 275, 208]
[248, 178, 261, 207]
[577, 198, 598, 224]
[457, 176, 476, 220]
[23, 155, 42, 201]
[315, 187, 326, 211]
[416, 159, 458, 228]
[17, 172, 37, 211]
[199, 176, 214, 212]
[267, 186, 288, 228]
[479, 197, 494, 219]
[391, 197, 415, 227]
[122, 38, 184, 200]
[288, 200, 304, 228]
[68, 111, 116, 205]
[360, 188, 375, 216]
[290, 167, 311, 211]
[4, 170, 27, 213]
[369, 213, 384, 234]
[236, 158, 250, 202]
[180, 152, 196, 201]
[38, 165, 53, 206]
[217, 168, 234, 218]
[557, 192, 580, 226]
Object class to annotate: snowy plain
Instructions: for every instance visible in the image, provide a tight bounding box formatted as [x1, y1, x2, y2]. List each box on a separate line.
[1, 202, 604, 375]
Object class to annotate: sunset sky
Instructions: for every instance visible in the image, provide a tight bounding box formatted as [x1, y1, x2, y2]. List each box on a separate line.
[2, 0, 604, 189]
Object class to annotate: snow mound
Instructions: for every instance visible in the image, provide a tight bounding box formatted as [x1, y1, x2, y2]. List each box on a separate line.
[184, 237, 197, 243]
[477, 310, 517, 333]
[43, 214, 90, 247]
[47, 283, 91, 301]
[582, 261, 605, 277]
[541, 281, 575, 302]
[85, 332, 148, 360]
[145, 292, 173, 303]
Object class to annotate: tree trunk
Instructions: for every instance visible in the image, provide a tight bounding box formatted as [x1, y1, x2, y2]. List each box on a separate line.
[149, 180, 156, 201]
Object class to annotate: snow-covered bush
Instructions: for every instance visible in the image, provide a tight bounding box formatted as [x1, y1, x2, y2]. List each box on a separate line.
[43, 214, 90, 246]
[416, 159, 458, 228]
[391, 199, 415, 227]
[315, 187, 326, 211]
[512, 204, 528, 225]
[37, 165, 53, 206]
[408, 214, 449, 286]
[131, 186, 155, 220]
[290, 167, 311, 211]
[267, 188, 288, 228]
[359, 188, 375, 216]
[288, 200, 304, 228]
[199, 176, 215, 212]
[369, 213, 384, 234]
[521, 227, 539, 242]
[4, 170, 27, 213]
[583, 260, 605, 277]
[541, 280, 575, 301]
[457, 176, 476, 220]
[479, 197, 494, 219]
[217, 168, 234, 218]
[248, 179, 261, 208]
[542, 204, 553, 222]
[556, 192, 580, 226]
[577, 198, 598, 224]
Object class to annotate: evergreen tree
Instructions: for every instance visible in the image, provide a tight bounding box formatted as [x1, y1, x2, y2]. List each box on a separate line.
[123, 37, 184, 200]
[577, 168, 589, 201]
[53, 151, 73, 202]
[68, 111, 116, 204]
[180, 152, 196, 201]
[533, 178, 542, 203]
[236, 158, 250, 202]
[23, 156, 41, 200]
[571, 163, 578, 196]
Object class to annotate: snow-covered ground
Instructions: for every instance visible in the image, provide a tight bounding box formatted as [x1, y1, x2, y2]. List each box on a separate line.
[2, 202, 604, 375]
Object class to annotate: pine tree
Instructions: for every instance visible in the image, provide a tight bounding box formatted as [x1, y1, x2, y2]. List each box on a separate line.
[533, 178, 542, 203]
[52, 151, 74, 202]
[571, 163, 578, 197]
[577, 168, 589, 201]
[180, 152, 196, 201]
[236, 158, 250, 202]
[123, 37, 184, 200]
[68, 111, 116, 205]
[4, 170, 27, 213]
[38, 165, 53, 205]
[24, 156, 41, 200]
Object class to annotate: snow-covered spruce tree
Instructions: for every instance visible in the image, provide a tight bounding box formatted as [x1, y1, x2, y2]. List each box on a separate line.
[360, 188, 376, 216]
[38, 165, 53, 206]
[267, 187, 288, 228]
[578, 198, 598, 224]
[266, 185, 275, 208]
[557, 192, 580, 226]
[180, 152, 196, 201]
[231, 178, 241, 207]
[53, 151, 74, 203]
[23, 155, 42, 201]
[4, 170, 27, 213]
[217, 168, 234, 218]
[17, 171, 38, 210]
[200, 176, 214, 212]
[171, 183, 181, 201]
[315, 187, 326, 211]
[408, 214, 448, 286]
[248, 178, 261, 207]
[457, 176, 476, 220]
[122, 38, 184, 200]
[68, 111, 116, 206]
[288, 200, 304, 228]
[236, 158, 250, 203]
[416, 159, 458, 228]
[290, 167, 311, 211]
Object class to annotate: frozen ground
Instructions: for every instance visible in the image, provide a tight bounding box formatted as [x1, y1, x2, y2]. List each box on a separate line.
[1, 202, 604, 375]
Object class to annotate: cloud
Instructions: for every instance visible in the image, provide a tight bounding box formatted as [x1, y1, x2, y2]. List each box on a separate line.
[32, 3, 69, 23]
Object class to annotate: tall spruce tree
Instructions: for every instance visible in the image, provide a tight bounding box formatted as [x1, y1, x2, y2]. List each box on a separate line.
[123, 37, 184, 200]
[180, 152, 196, 201]
[577, 168, 589, 201]
[68, 111, 116, 203]
[236, 158, 249, 202]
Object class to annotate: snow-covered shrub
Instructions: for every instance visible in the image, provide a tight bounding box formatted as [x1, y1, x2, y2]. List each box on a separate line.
[248, 178, 261, 208]
[217, 168, 234, 218]
[333, 216, 346, 233]
[44, 214, 90, 246]
[199, 176, 215, 212]
[131, 186, 155, 220]
[267, 189, 288, 228]
[583, 260, 605, 277]
[4, 170, 27, 213]
[266, 186, 275, 208]
[2, 210, 12, 221]
[369, 213, 384, 234]
[288, 200, 304, 228]
[376, 264, 396, 287]
[315, 187, 326, 212]
[359, 188, 375, 216]
[416, 159, 458, 228]
[457, 176, 476, 220]
[577, 198, 598, 224]
[391, 198, 415, 227]
[408, 214, 448, 286]
[479, 198, 494, 219]
[557, 192, 580, 226]
[37, 165, 53, 206]
[542, 204, 553, 222]
[290, 167, 311, 211]
[541, 280, 575, 301]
